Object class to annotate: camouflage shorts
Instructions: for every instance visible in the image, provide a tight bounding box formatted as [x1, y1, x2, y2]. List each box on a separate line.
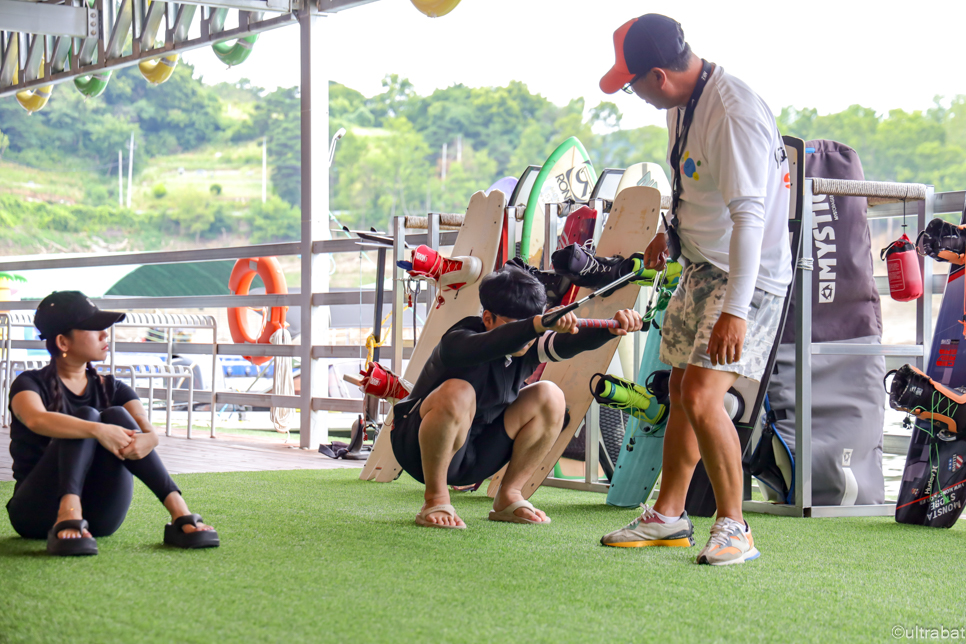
[658, 263, 784, 382]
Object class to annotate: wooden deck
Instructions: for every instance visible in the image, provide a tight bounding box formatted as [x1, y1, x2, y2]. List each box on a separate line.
[0, 426, 364, 483]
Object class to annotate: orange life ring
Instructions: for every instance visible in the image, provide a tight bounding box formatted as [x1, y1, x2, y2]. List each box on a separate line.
[228, 257, 288, 365]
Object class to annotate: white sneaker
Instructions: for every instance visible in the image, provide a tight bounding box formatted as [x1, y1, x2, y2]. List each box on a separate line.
[600, 504, 695, 548]
[696, 517, 760, 566]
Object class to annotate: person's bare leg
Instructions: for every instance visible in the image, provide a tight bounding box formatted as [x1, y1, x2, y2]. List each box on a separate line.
[417, 379, 476, 527]
[163, 492, 216, 533]
[679, 365, 742, 522]
[55, 494, 91, 539]
[493, 381, 566, 522]
[652, 367, 701, 519]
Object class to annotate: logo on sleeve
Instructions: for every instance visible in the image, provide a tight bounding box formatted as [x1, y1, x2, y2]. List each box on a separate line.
[682, 151, 700, 181]
[774, 146, 787, 168]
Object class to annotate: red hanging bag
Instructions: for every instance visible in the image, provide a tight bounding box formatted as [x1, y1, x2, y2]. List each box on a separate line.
[881, 233, 923, 302]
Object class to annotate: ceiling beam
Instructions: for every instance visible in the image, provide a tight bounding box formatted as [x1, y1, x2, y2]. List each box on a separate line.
[0, 0, 97, 38]
[318, 0, 380, 13]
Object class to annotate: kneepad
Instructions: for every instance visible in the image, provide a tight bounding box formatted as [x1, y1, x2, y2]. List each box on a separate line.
[886, 364, 966, 439]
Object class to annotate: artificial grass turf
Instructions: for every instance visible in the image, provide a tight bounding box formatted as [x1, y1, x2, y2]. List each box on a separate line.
[0, 469, 963, 644]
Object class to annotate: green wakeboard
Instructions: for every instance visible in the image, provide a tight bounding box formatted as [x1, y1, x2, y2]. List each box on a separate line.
[519, 137, 596, 268]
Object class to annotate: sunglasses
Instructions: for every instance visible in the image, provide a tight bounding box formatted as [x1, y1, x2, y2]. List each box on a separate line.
[621, 72, 647, 94]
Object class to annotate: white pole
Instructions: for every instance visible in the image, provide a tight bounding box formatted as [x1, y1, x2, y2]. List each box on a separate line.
[262, 136, 267, 204]
[298, 7, 330, 449]
[126, 132, 134, 209]
[441, 142, 447, 182]
[118, 150, 123, 206]
[456, 134, 462, 163]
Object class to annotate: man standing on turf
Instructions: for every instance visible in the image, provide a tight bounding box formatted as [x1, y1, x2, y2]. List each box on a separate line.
[598, 14, 791, 565]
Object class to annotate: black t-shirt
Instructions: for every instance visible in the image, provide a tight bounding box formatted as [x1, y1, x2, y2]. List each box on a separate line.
[8, 368, 139, 485]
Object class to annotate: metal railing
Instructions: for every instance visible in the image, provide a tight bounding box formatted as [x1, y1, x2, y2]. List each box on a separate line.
[96, 363, 195, 437]
[0, 358, 46, 427]
[0, 232, 456, 444]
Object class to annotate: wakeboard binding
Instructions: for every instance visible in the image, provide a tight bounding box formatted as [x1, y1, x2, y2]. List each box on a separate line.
[590, 372, 670, 427]
[887, 364, 966, 441]
[551, 242, 629, 290]
[916, 218, 966, 336]
[356, 361, 412, 403]
[504, 257, 573, 307]
[916, 218, 966, 265]
[399, 244, 483, 307]
[550, 242, 679, 293]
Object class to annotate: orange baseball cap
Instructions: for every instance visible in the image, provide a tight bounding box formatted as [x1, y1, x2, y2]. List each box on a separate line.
[600, 14, 686, 94]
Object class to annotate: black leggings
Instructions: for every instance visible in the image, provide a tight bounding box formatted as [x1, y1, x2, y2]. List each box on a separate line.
[6, 406, 181, 539]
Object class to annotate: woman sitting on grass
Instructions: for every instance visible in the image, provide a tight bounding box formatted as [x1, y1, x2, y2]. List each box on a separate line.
[5, 291, 219, 556]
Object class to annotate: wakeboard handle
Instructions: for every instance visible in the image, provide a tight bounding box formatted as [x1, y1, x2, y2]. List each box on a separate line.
[574, 318, 619, 329]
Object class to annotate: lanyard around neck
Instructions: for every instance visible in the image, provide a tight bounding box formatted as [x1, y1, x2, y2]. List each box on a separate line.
[670, 59, 714, 216]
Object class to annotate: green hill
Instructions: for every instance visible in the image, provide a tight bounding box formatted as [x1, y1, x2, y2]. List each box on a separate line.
[1, 63, 965, 257]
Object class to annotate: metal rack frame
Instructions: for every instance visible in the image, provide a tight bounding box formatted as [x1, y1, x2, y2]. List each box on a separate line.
[743, 185, 966, 518]
[0, 0, 378, 98]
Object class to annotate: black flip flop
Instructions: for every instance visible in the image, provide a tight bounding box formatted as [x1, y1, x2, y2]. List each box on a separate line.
[47, 519, 98, 556]
[164, 514, 220, 549]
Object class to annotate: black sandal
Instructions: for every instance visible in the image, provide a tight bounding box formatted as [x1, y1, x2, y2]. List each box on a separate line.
[47, 519, 98, 556]
[164, 514, 220, 549]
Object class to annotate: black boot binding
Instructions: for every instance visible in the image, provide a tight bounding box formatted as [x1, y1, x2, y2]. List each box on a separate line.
[886, 364, 966, 441]
[917, 216, 966, 337]
[916, 218, 966, 265]
[505, 257, 573, 307]
[550, 242, 626, 289]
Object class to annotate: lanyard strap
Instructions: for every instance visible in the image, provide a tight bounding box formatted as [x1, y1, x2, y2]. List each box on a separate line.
[669, 59, 714, 219]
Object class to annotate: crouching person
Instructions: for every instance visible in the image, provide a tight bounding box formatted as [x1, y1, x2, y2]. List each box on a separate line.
[390, 264, 642, 529]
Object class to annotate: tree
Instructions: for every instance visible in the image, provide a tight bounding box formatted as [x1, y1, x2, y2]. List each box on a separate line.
[245, 86, 302, 206]
[247, 196, 300, 243]
[429, 143, 498, 214]
[367, 74, 418, 125]
[593, 125, 670, 177]
[333, 117, 432, 230]
[590, 102, 623, 132]
[0, 128, 8, 160]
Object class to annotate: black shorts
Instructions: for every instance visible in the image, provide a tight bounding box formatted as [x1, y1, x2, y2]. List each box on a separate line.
[390, 399, 515, 487]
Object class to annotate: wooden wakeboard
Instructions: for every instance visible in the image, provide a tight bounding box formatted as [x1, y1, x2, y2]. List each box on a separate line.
[614, 162, 672, 379]
[360, 189, 505, 482]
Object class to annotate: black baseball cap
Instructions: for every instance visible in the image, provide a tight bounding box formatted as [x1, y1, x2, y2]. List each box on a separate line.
[600, 14, 687, 94]
[34, 291, 126, 340]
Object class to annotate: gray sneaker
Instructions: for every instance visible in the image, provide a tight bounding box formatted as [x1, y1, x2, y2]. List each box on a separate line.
[600, 504, 695, 548]
[696, 517, 760, 566]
